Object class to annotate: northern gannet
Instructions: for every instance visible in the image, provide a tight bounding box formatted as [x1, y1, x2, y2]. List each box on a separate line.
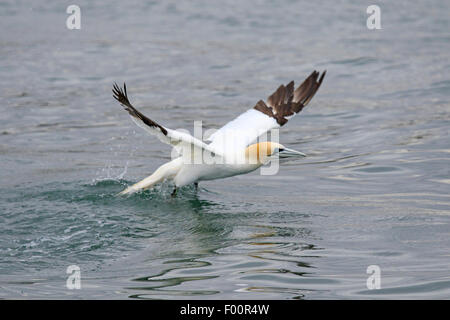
[113, 70, 326, 196]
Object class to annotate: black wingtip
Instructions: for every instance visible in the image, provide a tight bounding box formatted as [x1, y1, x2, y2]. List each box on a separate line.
[318, 70, 326, 86]
[111, 82, 169, 136]
[112, 82, 133, 109]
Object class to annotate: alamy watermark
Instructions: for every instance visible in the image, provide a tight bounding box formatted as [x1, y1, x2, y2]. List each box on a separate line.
[366, 265, 381, 290]
[166, 121, 283, 175]
[66, 5, 81, 30]
[66, 265, 81, 289]
[366, 5, 381, 30]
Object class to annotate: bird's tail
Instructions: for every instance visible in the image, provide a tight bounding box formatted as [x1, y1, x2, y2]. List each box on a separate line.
[117, 158, 182, 196]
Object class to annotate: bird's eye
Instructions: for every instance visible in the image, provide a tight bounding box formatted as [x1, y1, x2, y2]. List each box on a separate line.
[278, 148, 285, 152]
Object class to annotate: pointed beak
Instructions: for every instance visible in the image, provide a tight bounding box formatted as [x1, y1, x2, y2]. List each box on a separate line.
[278, 147, 307, 158]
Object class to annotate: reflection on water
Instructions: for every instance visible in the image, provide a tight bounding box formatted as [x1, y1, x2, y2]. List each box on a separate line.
[106, 186, 322, 300]
[127, 219, 320, 299]
[129, 259, 220, 298]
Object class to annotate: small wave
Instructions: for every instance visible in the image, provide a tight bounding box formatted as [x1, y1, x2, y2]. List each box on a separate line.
[329, 57, 378, 66]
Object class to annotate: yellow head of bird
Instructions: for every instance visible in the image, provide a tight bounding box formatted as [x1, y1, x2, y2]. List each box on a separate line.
[245, 142, 284, 164]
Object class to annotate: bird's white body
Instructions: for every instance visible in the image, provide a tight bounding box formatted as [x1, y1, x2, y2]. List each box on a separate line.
[112, 70, 325, 195]
[120, 152, 262, 195]
[175, 160, 260, 185]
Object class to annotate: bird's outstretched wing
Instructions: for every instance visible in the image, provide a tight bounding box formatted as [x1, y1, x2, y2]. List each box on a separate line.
[113, 83, 219, 158]
[207, 70, 326, 153]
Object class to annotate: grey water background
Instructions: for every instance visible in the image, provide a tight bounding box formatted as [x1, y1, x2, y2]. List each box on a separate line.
[0, 0, 449, 299]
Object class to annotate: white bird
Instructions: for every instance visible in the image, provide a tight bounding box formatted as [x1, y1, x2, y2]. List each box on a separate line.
[113, 70, 326, 196]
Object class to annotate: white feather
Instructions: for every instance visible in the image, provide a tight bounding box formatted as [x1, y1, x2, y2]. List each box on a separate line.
[207, 109, 279, 154]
